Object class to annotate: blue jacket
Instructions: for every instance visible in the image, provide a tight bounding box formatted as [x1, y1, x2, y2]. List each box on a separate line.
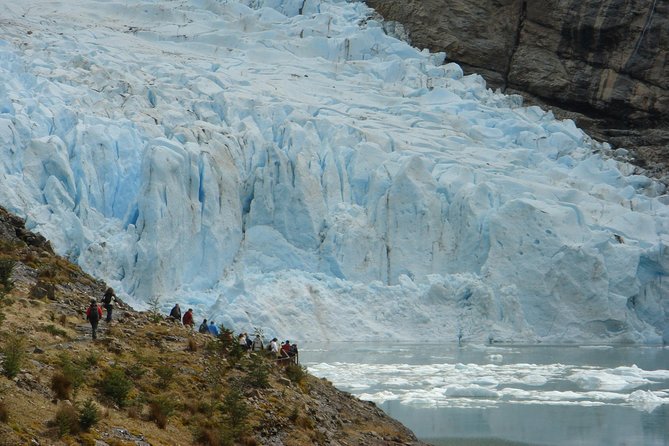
[208, 323, 219, 336]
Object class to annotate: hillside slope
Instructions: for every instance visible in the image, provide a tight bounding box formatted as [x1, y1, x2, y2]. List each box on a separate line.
[0, 205, 427, 446]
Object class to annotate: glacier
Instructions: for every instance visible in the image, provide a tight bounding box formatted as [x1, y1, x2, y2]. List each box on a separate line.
[0, 0, 667, 343]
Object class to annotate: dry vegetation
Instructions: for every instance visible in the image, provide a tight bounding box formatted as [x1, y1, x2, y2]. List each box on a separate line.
[0, 206, 428, 446]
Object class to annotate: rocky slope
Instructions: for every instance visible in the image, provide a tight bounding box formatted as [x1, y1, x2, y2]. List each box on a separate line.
[0, 206, 428, 446]
[365, 0, 669, 179]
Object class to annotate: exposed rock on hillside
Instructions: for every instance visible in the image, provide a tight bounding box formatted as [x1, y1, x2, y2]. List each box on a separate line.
[365, 0, 669, 179]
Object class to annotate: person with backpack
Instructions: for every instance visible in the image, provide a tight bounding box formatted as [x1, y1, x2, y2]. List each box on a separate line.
[198, 318, 208, 333]
[169, 304, 181, 323]
[86, 298, 103, 340]
[101, 287, 116, 323]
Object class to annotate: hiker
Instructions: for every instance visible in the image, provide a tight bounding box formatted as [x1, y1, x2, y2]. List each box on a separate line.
[101, 287, 116, 323]
[86, 298, 103, 340]
[182, 308, 194, 328]
[208, 321, 219, 336]
[251, 333, 264, 351]
[198, 318, 208, 333]
[245, 333, 253, 350]
[280, 340, 291, 358]
[238, 333, 247, 350]
[269, 337, 279, 356]
[169, 304, 181, 323]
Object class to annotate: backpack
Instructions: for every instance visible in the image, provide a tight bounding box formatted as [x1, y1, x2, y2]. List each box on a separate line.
[88, 305, 100, 322]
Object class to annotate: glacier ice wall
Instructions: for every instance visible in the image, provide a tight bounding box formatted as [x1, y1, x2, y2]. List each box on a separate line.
[0, 0, 667, 343]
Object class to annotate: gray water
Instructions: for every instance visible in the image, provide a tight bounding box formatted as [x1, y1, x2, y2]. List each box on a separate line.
[301, 343, 669, 446]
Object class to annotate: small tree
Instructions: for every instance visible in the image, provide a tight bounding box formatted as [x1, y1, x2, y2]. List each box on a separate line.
[0, 259, 15, 292]
[220, 384, 249, 441]
[147, 295, 162, 322]
[1, 334, 25, 378]
[100, 367, 133, 407]
[78, 398, 100, 431]
[53, 404, 79, 437]
[247, 353, 269, 388]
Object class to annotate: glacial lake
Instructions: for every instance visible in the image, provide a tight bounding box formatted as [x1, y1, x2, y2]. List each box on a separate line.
[301, 343, 669, 446]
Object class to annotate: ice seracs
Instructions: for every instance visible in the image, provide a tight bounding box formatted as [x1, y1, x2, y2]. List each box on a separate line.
[0, 0, 667, 343]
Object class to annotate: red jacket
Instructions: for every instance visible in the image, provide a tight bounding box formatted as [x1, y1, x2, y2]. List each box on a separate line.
[182, 310, 194, 326]
[86, 304, 102, 320]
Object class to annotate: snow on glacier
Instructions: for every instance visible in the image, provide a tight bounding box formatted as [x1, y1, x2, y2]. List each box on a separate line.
[0, 0, 668, 343]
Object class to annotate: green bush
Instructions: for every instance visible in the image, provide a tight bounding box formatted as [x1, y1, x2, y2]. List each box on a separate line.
[0, 259, 15, 292]
[247, 353, 269, 389]
[220, 386, 249, 440]
[149, 394, 176, 429]
[53, 404, 79, 437]
[284, 363, 307, 385]
[155, 365, 175, 388]
[78, 398, 100, 431]
[1, 334, 25, 378]
[100, 367, 133, 407]
[0, 401, 8, 423]
[125, 362, 146, 380]
[58, 354, 85, 394]
[84, 351, 100, 368]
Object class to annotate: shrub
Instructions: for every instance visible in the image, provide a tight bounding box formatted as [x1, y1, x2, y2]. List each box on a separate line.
[125, 362, 146, 380]
[53, 404, 80, 437]
[78, 398, 100, 431]
[149, 394, 176, 429]
[247, 353, 269, 389]
[0, 259, 15, 291]
[51, 372, 73, 400]
[220, 386, 249, 440]
[100, 367, 133, 407]
[1, 334, 25, 378]
[0, 401, 8, 423]
[84, 351, 100, 368]
[155, 365, 175, 388]
[58, 354, 85, 393]
[284, 363, 307, 385]
[194, 426, 222, 446]
[187, 337, 198, 352]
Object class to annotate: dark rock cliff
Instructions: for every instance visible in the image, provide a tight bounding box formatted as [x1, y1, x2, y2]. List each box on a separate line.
[365, 0, 669, 179]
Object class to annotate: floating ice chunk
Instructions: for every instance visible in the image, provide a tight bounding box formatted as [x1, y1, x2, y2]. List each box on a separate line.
[487, 354, 503, 363]
[445, 385, 499, 398]
[568, 367, 650, 391]
[627, 390, 667, 412]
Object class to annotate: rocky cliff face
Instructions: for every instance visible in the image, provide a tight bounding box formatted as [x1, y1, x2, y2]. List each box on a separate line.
[365, 0, 669, 178]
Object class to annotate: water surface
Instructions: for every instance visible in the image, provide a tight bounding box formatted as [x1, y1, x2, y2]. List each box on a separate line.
[302, 343, 669, 446]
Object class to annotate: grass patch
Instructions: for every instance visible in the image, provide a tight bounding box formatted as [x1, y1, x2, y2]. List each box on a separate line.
[41, 324, 68, 338]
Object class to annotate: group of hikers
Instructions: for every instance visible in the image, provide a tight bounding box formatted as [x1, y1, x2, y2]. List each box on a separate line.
[85, 287, 116, 340]
[86, 295, 297, 363]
